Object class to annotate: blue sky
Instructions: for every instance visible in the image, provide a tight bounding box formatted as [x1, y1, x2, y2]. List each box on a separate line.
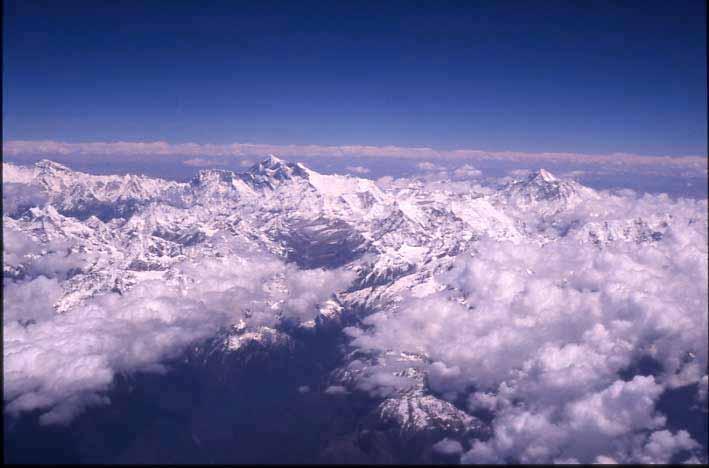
[3, 0, 707, 157]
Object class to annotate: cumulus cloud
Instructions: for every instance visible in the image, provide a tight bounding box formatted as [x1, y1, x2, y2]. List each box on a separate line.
[345, 165, 370, 174]
[453, 164, 483, 178]
[3, 230, 354, 425]
[3, 182, 48, 216]
[324, 385, 349, 395]
[416, 161, 446, 172]
[3, 228, 42, 268]
[4, 139, 705, 174]
[347, 189, 708, 463]
[3, 277, 64, 324]
[432, 438, 464, 455]
[375, 175, 396, 188]
[3, 226, 90, 280]
[634, 429, 700, 464]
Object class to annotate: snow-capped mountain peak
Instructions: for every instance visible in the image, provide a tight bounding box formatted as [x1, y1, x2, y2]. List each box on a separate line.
[263, 153, 286, 166]
[530, 168, 558, 183]
[246, 154, 309, 186]
[520, 168, 563, 188]
[499, 167, 595, 213]
[190, 168, 238, 187]
[35, 159, 73, 173]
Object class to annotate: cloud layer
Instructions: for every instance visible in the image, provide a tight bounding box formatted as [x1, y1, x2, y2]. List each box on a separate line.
[3, 225, 354, 425]
[4, 139, 707, 172]
[347, 190, 708, 464]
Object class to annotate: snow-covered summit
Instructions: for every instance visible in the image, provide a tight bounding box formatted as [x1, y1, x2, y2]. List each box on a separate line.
[496, 168, 597, 217]
[35, 159, 74, 173]
[532, 168, 558, 182]
[245, 154, 310, 188]
[509, 168, 579, 200]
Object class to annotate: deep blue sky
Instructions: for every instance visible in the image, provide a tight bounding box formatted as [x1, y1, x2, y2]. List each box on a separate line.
[3, 0, 707, 156]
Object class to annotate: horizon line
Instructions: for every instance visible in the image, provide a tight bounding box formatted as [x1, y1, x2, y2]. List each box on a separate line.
[3, 139, 707, 171]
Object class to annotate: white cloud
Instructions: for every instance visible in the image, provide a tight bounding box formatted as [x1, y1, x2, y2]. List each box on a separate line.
[634, 429, 700, 464]
[324, 385, 349, 395]
[3, 276, 64, 324]
[460, 377, 700, 464]
[594, 455, 618, 464]
[3, 226, 90, 279]
[282, 267, 355, 323]
[347, 189, 708, 463]
[4, 139, 705, 174]
[345, 165, 370, 174]
[565, 376, 666, 437]
[375, 175, 396, 188]
[416, 161, 445, 171]
[3, 183, 49, 216]
[3, 232, 354, 424]
[432, 437, 464, 455]
[3, 228, 42, 268]
[453, 164, 483, 178]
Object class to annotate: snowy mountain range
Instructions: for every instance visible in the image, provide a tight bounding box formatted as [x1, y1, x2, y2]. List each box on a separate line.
[3, 156, 707, 464]
[4, 156, 663, 323]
